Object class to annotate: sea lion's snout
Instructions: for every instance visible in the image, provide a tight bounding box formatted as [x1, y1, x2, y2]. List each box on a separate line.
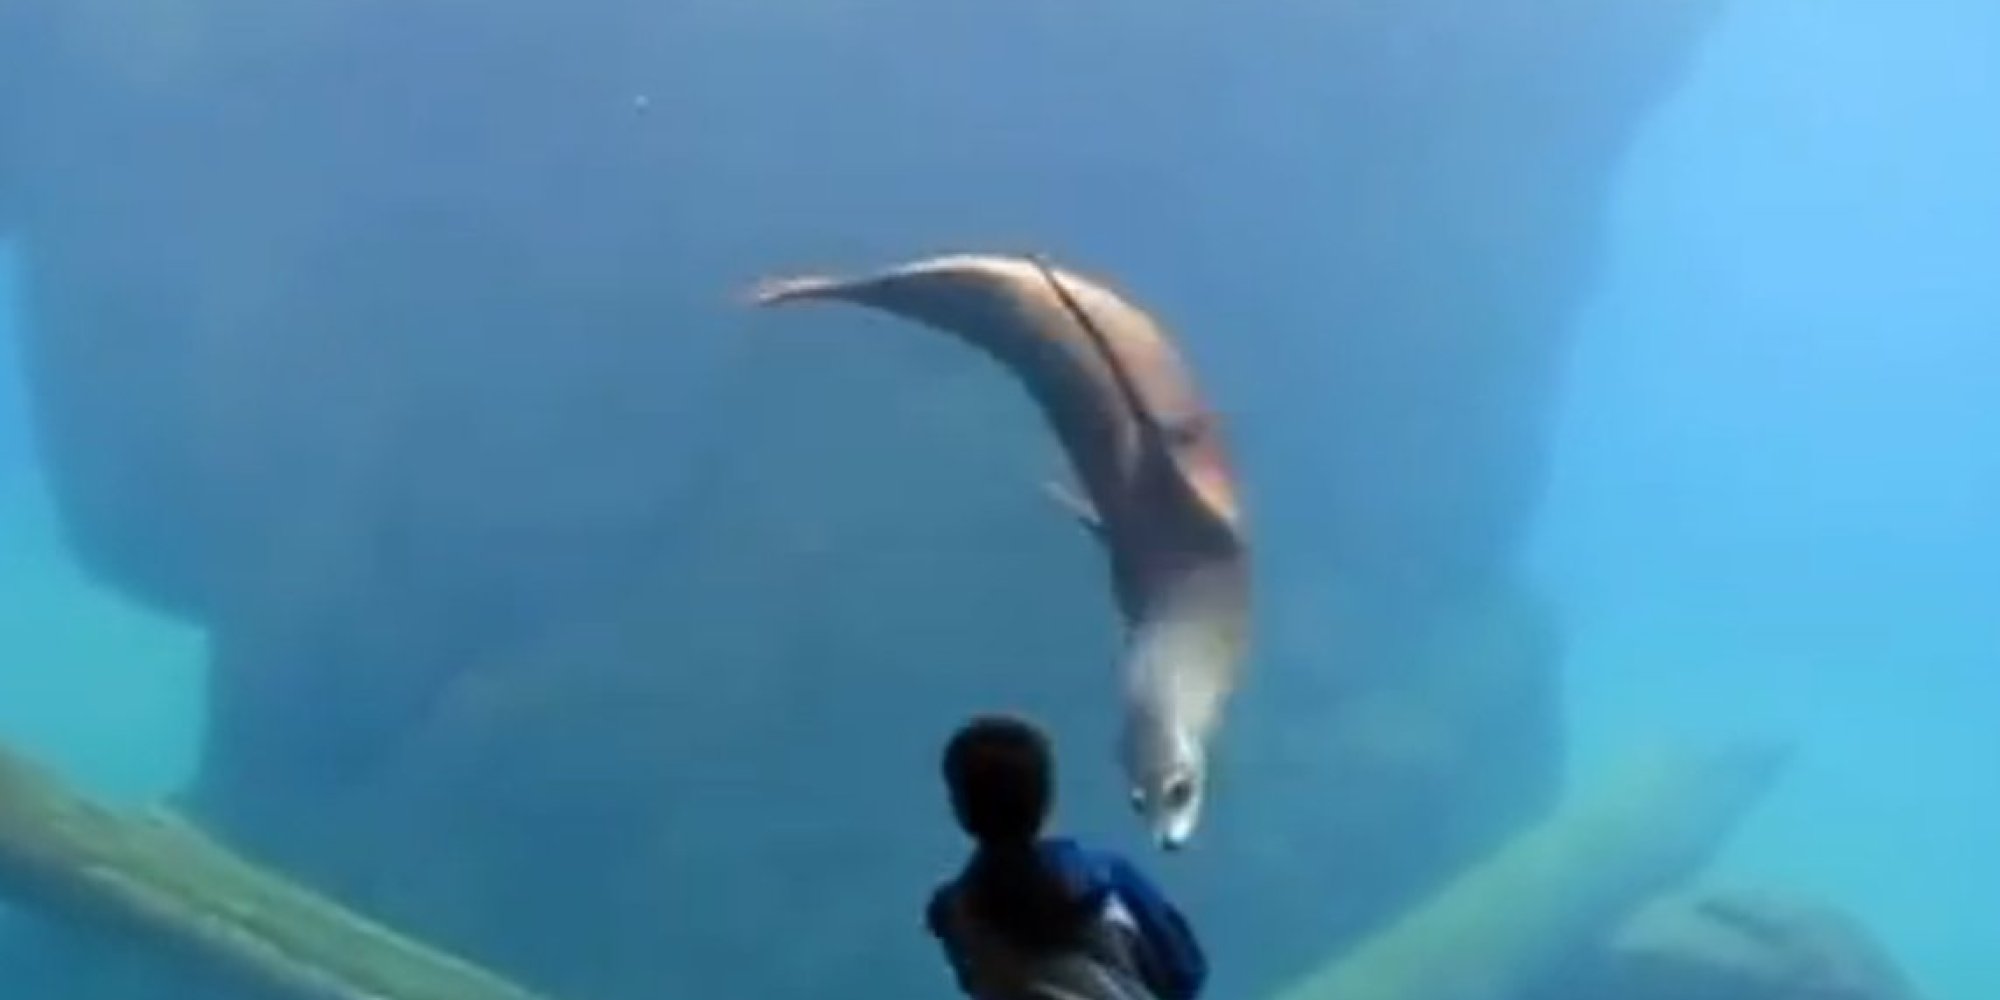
[1123, 713, 1207, 851]
[1129, 767, 1202, 852]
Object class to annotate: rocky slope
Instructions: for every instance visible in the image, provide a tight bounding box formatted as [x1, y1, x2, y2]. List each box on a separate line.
[0, 1, 1723, 998]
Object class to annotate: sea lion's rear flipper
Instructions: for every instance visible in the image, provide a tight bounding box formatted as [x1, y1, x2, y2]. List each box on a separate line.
[742, 273, 844, 307]
[1041, 479, 1106, 541]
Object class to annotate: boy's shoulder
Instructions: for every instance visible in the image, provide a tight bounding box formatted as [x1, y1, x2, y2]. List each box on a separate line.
[924, 877, 958, 937]
[1046, 838, 1148, 886]
[1038, 836, 1116, 871]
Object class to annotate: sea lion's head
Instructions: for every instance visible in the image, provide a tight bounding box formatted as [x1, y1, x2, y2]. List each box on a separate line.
[1116, 579, 1245, 852]
[1120, 695, 1206, 852]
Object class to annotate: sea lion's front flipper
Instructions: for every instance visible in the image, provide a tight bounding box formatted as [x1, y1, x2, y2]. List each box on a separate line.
[1164, 413, 1214, 450]
[1041, 479, 1105, 541]
[1023, 257, 1198, 465]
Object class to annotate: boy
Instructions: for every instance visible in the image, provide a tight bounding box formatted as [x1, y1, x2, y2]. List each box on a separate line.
[925, 714, 1208, 1000]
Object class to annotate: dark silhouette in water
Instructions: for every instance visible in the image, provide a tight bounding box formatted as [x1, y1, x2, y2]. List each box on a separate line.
[928, 714, 1208, 1000]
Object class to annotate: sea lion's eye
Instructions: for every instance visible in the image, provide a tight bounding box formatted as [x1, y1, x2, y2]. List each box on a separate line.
[1129, 787, 1147, 812]
[1163, 777, 1193, 810]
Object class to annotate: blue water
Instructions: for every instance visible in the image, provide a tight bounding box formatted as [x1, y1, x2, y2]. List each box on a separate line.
[1531, 1, 2000, 992]
[1, 0, 1996, 998]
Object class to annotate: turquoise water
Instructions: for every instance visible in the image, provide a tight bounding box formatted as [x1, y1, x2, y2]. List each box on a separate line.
[0, 246, 205, 804]
[1, 1, 1995, 999]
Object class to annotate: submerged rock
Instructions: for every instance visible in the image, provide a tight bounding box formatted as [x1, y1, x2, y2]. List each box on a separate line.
[1581, 887, 1923, 1000]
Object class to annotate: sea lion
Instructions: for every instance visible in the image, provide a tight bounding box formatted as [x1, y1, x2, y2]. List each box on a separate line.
[744, 252, 1251, 851]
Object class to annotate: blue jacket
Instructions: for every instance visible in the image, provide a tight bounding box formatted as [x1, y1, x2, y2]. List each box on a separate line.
[926, 837, 1208, 1000]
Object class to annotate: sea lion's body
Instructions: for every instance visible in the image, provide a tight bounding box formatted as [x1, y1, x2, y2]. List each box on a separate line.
[746, 252, 1250, 850]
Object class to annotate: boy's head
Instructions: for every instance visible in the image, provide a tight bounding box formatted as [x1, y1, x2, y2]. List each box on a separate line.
[942, 714, 1054, 845]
